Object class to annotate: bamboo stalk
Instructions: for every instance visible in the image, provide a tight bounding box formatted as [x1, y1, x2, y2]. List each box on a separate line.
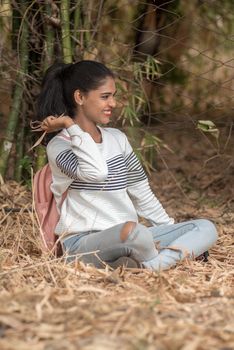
[74, 1, 81, 38]
[14, 114, 25, 181]
[34, 2, 56, 172]
[43, 2, 55, 69]
[73, 0, 81, 55]
[60, 0, 72, 63]
[35, 145, 47, 171]
[0, 0, 29, 179]
[0, 0, 11, 48]
[83, 0, 92, 49]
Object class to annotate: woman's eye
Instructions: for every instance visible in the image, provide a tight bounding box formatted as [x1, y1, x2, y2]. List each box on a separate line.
[101, 95, 109, 99]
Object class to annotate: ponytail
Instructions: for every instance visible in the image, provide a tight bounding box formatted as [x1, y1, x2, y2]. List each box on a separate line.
[36, 62, 72, 121]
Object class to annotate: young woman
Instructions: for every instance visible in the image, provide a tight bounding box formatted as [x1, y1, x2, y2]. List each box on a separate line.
[37, 60, 218, 270]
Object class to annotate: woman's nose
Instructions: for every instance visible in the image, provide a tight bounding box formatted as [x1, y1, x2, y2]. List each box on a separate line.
[109, 96, 116, 108]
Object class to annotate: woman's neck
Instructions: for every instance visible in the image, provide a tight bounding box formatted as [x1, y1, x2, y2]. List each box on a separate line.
[73, 114, 102, 143]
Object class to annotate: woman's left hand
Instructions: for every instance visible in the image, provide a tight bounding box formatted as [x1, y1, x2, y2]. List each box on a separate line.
[41, 115, 74, 133]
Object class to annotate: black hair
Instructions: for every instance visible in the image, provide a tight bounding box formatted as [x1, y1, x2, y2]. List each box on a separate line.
[37, 60, 114, 120]
[35, 60, 114, 144]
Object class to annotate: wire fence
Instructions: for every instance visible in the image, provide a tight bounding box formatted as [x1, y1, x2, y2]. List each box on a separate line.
[0, 0, 233, 179]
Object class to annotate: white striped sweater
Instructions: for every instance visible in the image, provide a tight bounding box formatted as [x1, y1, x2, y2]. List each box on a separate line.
[47, 124, 174, 240]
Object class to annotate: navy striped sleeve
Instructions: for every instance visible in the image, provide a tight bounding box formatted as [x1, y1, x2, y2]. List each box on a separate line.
[124, 151, 147, 186]
[56, 149, 79, 180]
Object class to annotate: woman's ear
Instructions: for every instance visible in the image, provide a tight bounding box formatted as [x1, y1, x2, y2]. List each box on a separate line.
[74, 90, 84, 106]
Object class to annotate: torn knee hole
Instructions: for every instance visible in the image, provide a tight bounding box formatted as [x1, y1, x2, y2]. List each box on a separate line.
[120, 221, 137, 242]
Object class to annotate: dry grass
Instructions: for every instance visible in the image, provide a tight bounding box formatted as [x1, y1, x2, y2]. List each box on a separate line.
[0, 126, 233, 350]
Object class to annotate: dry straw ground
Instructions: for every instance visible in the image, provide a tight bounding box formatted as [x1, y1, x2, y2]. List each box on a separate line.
[0, 125, 233, 350]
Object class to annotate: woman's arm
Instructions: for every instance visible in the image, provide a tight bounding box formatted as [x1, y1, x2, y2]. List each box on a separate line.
[127, 177, 174, 226]
[117, 129, 174, 226]
[46, 117, 108, 182]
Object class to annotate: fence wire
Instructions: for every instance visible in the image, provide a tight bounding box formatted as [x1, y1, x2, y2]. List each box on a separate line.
[0, 0, 233, 179]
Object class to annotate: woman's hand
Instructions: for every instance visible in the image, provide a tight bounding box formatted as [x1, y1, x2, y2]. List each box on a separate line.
[41, 115, 74, 133]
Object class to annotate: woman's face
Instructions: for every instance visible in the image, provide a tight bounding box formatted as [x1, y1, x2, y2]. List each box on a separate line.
[77, 77, 117, 125]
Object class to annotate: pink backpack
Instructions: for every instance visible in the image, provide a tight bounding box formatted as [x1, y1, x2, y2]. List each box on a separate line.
[33, 164, 62, 255]
[33, 133, 70, 256]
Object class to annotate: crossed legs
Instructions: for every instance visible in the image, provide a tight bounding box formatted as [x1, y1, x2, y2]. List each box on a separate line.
[62, 219, 218, 271]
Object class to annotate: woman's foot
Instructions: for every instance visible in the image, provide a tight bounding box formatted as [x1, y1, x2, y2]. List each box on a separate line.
[195, 250, 209, 262]
[107, 257, 142, 269]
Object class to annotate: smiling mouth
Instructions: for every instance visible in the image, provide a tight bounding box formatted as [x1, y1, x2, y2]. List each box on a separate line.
[103, 110, 112, 116]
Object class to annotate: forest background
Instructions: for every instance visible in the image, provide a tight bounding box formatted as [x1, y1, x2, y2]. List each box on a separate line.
[0, 0, 233, 182]
[0, 1, 233, 350]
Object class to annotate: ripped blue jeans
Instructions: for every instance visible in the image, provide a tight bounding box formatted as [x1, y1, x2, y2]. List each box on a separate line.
[62, 219, 218, 271]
